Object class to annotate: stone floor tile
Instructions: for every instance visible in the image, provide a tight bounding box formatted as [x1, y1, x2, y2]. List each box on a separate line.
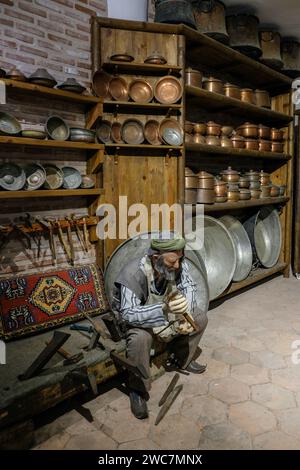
[33, 432, 71, 450]
[200, 358, 230, 381]
[271, 367, 300, 392]
[64, 430, 117, 450]
[231, 363, 269, 386]
[257, 331, 297, 356]
[98, 406, 151, 443]
[231, 335, 265, 353]
[276, 409, 300, 440]
[253, 431, 300, 450]
[229, 401, 277, 435]
[209, 377, 250, 404]
[252, 383, 296, 410]
[198, 422, 252, 450]
[118, 439, 161, 450]
[66, 418, 99, 436]
[149, 414, 201, 450]
[213, 346, 249, 366]
[181, 395, 227, 428]
[250, 350, 286, 370]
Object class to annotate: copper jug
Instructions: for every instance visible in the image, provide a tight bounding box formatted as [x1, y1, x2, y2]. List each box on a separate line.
[226, 14, 262, 59]
[154, 0, 197, 29]
[281, 39, 300, 78]
[191, 0, 229, 44]
[260, 30, 283, 70]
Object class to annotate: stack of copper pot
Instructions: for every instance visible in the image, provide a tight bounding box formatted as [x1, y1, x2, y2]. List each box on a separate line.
[235, 123, 285, 153]
[185, 168, 215, 204]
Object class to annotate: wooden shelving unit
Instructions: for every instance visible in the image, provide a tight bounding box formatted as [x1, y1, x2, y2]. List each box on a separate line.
[0, 189, 104, 200]
[103, 100, 182, 114]
[197, 197, 290, 214]
[0, 136, 104, 152]
[186, 143, 291, 161]
[102, 61, 182, 75]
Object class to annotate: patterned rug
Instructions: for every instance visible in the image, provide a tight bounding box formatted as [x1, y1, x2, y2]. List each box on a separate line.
[0, 264, 109, 340]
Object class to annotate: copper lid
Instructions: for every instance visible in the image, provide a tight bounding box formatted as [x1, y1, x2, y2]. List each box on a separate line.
[185, 167, 195, 176]
[197, 170, 214, 179]
[220, 166, 239, 175]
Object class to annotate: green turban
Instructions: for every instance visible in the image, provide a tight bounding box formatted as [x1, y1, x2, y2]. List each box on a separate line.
[151, 232, 186, 252]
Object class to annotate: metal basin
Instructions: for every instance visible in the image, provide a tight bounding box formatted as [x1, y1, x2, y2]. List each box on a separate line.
[0, 163, 26, 190]
[104, 232, 209, 316]
[191, 216, 236, 300]
[243, 206, 282, 268]
[46, 116, 70, 141]
[220, 215, 252, 281]
[0, 112, 21, 136]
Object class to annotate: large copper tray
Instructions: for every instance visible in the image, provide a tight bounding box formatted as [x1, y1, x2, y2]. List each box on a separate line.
[109, 76, 129, 101]
[144, 120, 161, 146]
[96, 120, 112, 144]
[154, 76, 182, 104]
[129, 79, 153, 103]
[92, 70, 112, 99]
[121, 119, 144, 145]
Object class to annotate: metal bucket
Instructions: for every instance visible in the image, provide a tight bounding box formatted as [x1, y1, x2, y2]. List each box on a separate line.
[260, 30, 283, 70]
[227, 14, 262, 59]
[104, 231, 209, 315]
[220, 215, 252, 281]
[192, 0, 229, 44]
[154, 0, 197, 29]
[281, 39, 300, 78]
[243, 206, 282, 268]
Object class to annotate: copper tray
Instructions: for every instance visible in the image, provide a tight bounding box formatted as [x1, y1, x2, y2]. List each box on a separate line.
[129, 79, 153, 103]
[111, 121, 123, 143]
[144, 53, 167, 65]
[144, 120, 161, 146]
[159, 118, 183, 143]
[92, 70, 112, 99]
[96, 120, 112, 144]
[109, 76, 129, 101]
[110, 53, 134, 62]
[154, 76, 182, 104]
[121, 119, 144, 145]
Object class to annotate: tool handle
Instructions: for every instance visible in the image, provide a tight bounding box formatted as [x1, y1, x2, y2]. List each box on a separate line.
[45, 341, 71, 359]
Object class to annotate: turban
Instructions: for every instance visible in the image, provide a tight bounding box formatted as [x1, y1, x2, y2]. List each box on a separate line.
[150, 232, 185, 252]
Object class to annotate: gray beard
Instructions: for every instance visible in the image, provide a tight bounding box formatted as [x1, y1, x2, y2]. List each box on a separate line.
[154, 256, 177, 281]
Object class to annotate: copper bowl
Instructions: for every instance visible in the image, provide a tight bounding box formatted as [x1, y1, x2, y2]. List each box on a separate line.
[110, 53, 134, 62]
[121, 119, 144, 145]
[206, 121, 222, 136]
[6, 67, 27, 82]
[81, 175, 96, 189]
[239, 176, 250, 188]
[159, 118, 183, 143]
[271, 141, 284, 153]
[271, 128, 284, 141]
[46, 115, 69, 141]
[249, 181, 261, 190]
[193, 123, 206, 135]
[92, 69, 112, 98]
[185, 121, 194, 134]
[185, 189, 197, 204]
[227, 183, 239, 191]
[270, 185, 280, 197]
[214, 180, 228, 197]
[237, 122, 259, 139]
[203, 77, 224, 94]
[206, 135, 220, 146]
[193, 134, 206, 144]
[220, 136, 233, 148]
[261, 185, 272, 198]
[224, 83, 241, 100]
[154, 76, 183, 104]
[239, 189, 251, 200]
[250, 189, 262, 199]
[245, 138, 259, 151]
[111, 121, 123, 143]
[220, 167, 240, 183]
[227, 189, 240, 202]
[185, 68, 203, 88]
[109, 76, 129, 101]
[245, 170, 260, 182]
[129, 79, 153, 103]
[255, 89, 271, 108]
[241, 88, 256, 105]
[221, 126, 234, 136]
[215, 195, 228, 203]
[144, 120, 161, 146]
[185, 133, 194, 143]
[259, 140, 272, 152]
[258, 124, 271, 140]
[144, 53, 167, 65]
[197, 189, 215, 204]
[197, 171, 215, 190]
[96, 120, 112, 143]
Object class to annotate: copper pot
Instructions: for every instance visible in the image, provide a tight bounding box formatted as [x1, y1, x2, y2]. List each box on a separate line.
[206, 121, 222, 136]
[237, 122, 258, 139]
[270, 185, 280, 197]
[215, 195, 228, 203]
[185, 189, 197, 204]
[224, 82, 241, 100]
[206, 135, 220, 146]
[193, 123, 207, 134]
[271, 141, 284, 153]
[239, 189, 251, 200]
[244, 138, 259, 151]
[185, 133, 194, 144]
[185, 68, 203, 88]
[185, 121, 194, 134]
[227, 189, 240, 202]
[220, 135, 233, 147]
[203, 77, 224, 94]
[241, 88, 256, 105]
[249, 180, 261, 190]
[197, 188, 215, 204]
[239, 176, 250, 188]
[193, 133, 206, 144]
[255, 89, 271, 108]
[250, 188, 262, 199]
[185, 175, 198, 189]
[227, 182, 239, 191]
[214, 179, 227, 196]
[260, 30, 283, 70]
[197, 171, 215, 189]
[231, 135, 245, 149]
[261, 185, 271, 198]
[258, 140, 271, 152]
[245, 170, 260, 182]
[271, 128, 284, 141]
[258, 124, 271, 140]
[279, 185, 287, 196]
[220, 166, 239, 183]
[221, 125, 234, 136]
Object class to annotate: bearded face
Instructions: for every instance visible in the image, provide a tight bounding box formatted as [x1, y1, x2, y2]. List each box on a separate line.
[152, 250, 183, 281]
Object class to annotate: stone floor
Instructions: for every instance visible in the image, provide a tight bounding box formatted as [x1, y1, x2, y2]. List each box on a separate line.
[32, 275, 300, 450]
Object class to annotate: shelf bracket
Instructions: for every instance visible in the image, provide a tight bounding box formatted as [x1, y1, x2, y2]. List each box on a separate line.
[86, 102, 103, 130]
[87, 150, 105, 174]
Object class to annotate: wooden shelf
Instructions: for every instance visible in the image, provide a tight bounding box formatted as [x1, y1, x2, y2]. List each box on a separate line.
[193, 196, 289, 213]
[186, 143, 292, 161]
[186, 86, 293, 126]
[217, 262, 287, 299]
[103, 61, 182, 76]
[103, 100, 182, 114]
[0, 136, 104, 151]
[0, 189, 104, 200]
[105, 143, 183, 152]
[1, 78, 101, 105]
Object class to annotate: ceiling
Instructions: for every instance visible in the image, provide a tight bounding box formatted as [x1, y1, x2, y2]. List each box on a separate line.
[224, 0, 300, 40]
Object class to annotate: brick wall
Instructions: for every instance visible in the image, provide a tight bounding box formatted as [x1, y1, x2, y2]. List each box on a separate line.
[0, 0, 108, 87]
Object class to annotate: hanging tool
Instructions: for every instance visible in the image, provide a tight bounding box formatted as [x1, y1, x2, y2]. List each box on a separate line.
[65, 216, 75, 265]
[19, 331, 71, 381]
[155, 384, 183, 426]
[10, 222, 31, 250]
[158, 373, 180, 407]
[56, 218, 72, 264]
[71, 213, 87, 253]
[82, 216, 91, 252]
[44, 217, 57, 264]
[45, 340, 84, 365]
[20, 213, 41, 258]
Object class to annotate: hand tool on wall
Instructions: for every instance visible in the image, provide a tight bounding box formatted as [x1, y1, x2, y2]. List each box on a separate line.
[65, 216, 75, 265]
[82, 216, 91, 252]
[155, 384, 183, 425]
[10, 222, 31, 250]
[56, 218, 72, 264]
[45, 340, 84, 365]
[20, 213, 41, 258]
[44, 217, 57, 264]
[71, 213, 87, 253]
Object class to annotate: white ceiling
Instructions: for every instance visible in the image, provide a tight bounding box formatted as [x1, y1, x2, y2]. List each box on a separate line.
[224, 0, 300, 40]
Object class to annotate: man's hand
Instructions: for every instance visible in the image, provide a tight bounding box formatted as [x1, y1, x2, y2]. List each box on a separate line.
[167, 293, 188, 315]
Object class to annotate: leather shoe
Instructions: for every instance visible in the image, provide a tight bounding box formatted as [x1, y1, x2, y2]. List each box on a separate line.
[129, 390, 148, 419]
[186, 360, 207, 374]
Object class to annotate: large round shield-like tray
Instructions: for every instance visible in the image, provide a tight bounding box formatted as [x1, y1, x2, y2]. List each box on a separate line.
[0, 163, 25, 190]
[104, 232, 209, 316]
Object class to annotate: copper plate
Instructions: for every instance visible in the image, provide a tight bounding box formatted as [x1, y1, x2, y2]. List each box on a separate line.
[121, 119, 144, 145]
[96, 120, 112, 144]
[154, 76, 182, 104]
[109, 76, 129, 101]
[92, 69, 112, 99]
[144, 120, 161, 146]
[110, 53, 134, 62]
[144, 53, 167, 65]
[159, 118, 183, 143]
[129, 79, 153, 103]
[111, 121, 123, 143]
[81, 175, 95, 189]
